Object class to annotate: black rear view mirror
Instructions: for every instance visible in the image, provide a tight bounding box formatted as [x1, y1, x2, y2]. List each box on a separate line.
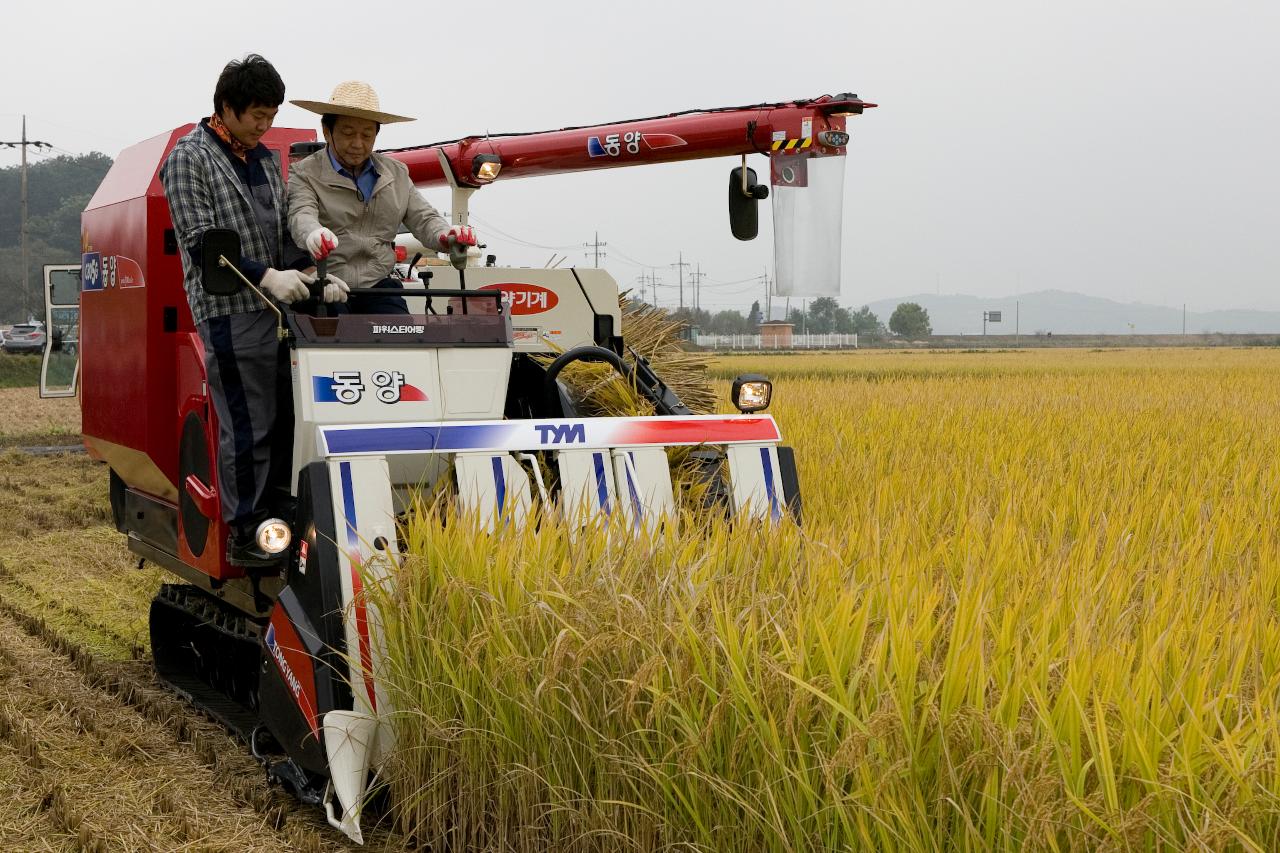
[728, 165, 769, 241]
[201, 229, 246, 295]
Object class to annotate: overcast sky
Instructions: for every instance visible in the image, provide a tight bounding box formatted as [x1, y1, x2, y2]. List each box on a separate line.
[2, 0, 1276, 312]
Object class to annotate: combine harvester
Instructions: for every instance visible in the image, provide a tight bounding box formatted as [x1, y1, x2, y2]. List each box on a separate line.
[41, 93, 873, 842]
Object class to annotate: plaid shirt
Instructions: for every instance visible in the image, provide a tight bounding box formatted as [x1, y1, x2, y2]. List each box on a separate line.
[160, 124, 292, 325]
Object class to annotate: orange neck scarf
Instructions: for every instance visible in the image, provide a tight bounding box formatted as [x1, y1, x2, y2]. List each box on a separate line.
[208, 113, 249, 161]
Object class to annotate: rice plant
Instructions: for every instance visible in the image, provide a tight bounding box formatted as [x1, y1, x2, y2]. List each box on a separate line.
[369, 347, 1280, 851]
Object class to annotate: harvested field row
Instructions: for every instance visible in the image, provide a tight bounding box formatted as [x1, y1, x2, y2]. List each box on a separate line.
[0, 416, 386, 847]
[0, 599, 350, 851]
[0, 386, 81, 448]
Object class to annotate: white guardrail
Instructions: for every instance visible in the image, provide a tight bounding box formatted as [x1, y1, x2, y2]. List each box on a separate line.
[693, 333, 859, 350]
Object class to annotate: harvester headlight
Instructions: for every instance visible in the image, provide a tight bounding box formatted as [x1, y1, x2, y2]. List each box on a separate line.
[472, 154, 502, 183]
[256, 518, 292, 554]
[731, 374, 773, 413]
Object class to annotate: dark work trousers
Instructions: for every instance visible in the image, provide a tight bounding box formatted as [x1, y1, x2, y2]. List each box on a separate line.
[355, 277, 410, 315]
[197, 309, 293, 536]
[297, 276, 409, 317]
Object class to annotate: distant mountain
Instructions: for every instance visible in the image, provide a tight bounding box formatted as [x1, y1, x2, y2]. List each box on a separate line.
[862, 290, 1280, 336]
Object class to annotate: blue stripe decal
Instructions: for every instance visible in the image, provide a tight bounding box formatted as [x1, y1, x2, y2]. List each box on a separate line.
[760, 447, 781, 522]
[339, 461, 360, 549]
[625, 452, 643, 522]
[491, 455, 506, 514]
[592, 452, 610, 514]
[324, 423, 515, 455]
[312, 376, 340, 402]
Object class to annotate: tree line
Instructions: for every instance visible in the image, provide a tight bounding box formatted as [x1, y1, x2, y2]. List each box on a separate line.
[664, 298, 933, 339]
[0, 152, 112, 323]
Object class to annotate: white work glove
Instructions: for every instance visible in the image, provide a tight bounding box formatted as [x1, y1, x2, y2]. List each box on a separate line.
[260, 268, 314, 304]
[305, 227, 338, 260]
[322, 273, 350, 304]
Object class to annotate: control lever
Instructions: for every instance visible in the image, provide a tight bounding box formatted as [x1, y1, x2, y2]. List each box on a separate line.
[418, 265, 435, 315]
[312, 257, 334, 316]
[447, 234, 468, 314]
[446, 234, 469, 272]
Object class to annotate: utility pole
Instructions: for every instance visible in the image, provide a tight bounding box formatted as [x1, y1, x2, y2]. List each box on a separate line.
[762, 269, 772, 323]
[689, 263, 706, 314]
[1182, 303, 1186, 335]
[583, 231, 607, 267]
[638, 269, 663, 309]
[670, 253, 690, 312]
[1, 117, 52, 320]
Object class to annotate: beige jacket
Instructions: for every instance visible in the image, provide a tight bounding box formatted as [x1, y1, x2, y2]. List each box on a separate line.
[287, 149, 449, 288]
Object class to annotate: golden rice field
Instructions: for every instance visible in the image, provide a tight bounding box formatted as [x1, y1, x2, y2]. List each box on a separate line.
[372, 348, 1280, 852]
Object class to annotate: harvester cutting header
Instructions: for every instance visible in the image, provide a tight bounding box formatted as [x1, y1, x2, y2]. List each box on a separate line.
[48, 64, 873, 843]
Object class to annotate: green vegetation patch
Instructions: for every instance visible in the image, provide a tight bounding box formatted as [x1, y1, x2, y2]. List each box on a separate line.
[0, 355, 43, 388]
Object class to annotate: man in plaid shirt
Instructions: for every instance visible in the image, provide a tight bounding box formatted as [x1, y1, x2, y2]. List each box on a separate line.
[161, 54, 348, 568]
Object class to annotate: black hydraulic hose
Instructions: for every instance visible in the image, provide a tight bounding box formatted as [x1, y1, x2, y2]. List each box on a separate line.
[544, 346, 632, 390]
[543, 345, 688, 416]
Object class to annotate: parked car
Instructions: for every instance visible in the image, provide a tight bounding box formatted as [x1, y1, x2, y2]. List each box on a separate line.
[2, 323, 60, 354]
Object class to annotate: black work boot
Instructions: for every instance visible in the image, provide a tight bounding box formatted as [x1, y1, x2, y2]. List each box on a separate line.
[227, 524, 284, 569]
[267, 492, 298, 528]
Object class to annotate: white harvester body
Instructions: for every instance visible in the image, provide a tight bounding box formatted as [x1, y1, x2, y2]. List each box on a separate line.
[281, 267, 791, 840]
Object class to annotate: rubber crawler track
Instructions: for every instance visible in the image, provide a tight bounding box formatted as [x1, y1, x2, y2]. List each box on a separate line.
[0, 591, 367, 851]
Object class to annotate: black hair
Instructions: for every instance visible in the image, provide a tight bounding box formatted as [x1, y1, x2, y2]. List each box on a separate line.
[321, 114, 382, 134]
[213, 54, 285, 118]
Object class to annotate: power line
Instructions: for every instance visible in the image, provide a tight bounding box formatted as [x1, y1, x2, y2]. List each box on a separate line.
[456, 212, 690, 272]
[609, 246, 668, 269]
[464, 213, 579, 251]
[34, 143, 78, 158]
[453, 214, 764, 302]
[0, 113, 132, 152]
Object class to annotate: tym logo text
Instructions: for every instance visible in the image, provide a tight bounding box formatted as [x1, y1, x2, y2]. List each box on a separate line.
[535, 423, 586, 444]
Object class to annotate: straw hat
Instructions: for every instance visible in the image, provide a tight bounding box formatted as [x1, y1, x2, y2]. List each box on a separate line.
[291, 81, 414, 124]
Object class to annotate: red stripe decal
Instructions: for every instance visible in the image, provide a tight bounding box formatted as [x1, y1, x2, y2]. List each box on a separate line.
[642, 133, 687, 150]
[614, 417, 780, 446]
[349, 560, 378, 713]
[268, 609, 320, 736]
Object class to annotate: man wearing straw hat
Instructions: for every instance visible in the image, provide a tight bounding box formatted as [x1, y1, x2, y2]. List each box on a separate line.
[288, 81, 477, 314]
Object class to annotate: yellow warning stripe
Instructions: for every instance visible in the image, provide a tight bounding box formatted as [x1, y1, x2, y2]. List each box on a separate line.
[770, 137, 815, 151]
